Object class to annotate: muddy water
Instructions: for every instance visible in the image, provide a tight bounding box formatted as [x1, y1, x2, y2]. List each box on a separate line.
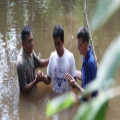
[0, 0, 120, 120]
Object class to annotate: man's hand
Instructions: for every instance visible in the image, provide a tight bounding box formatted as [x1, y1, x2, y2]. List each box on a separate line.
[65, 73, 77, 88]
[36, 70, 44, 83]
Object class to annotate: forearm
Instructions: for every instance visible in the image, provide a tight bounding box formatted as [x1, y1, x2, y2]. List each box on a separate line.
[72, 77, 77, 89]
[22, 79, 38, 94]
[74, 83, 91, 100]
[75, 82, 91, 99]
[74, 82, 84, 92]
[76, 70, 82, 81]
[43, 75, 51, 85]
[40, 59, 49, 68]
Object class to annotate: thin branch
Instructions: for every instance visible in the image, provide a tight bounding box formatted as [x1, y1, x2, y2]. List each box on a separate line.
[83, 0, 99, 68]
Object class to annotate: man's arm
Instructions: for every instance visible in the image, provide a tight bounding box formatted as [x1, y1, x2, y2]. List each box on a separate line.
[65, 73, 83, 92]
[36, 70, 51, 85]
[22, 69, 48, 94]
[22, 71, 44, 94]
[42, 75, 51, 85]
[39, 59, 49, 68]
[22, 79, 38, 94]
[72, 76, 77, 88]
[22, 70, 51, 94]
[76, 70, 82, 81]
[65, 73, 91, 100]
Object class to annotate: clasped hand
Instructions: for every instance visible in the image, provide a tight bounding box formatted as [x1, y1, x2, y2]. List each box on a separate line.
[36, 70, 44, 82]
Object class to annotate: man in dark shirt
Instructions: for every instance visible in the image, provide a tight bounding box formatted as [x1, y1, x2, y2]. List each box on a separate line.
[65, 26, 98, 101]
[17, 26, 49, 94]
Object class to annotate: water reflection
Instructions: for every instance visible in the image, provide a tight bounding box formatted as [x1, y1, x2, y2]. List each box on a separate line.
[0, 81, 19, 119]
[0, 28, 19, 81]
[0, 0, 120, 119]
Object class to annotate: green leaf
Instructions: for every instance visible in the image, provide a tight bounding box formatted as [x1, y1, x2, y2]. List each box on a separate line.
[74, 86, 120, 120]
[74, 92, 108, 120]
[46, 92, 76, 118]
[91, 0, 120, 31]
[83, 36, 120, 95]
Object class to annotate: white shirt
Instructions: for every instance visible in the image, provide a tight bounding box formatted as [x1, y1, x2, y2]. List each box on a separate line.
[47, 48, 76, 93]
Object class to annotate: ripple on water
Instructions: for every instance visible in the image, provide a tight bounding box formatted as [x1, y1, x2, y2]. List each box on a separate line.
[0, 79, 19, 119]
[0, 28, 19, 82]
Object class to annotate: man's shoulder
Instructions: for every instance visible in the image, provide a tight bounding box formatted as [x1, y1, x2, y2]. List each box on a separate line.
[50, 51, 57, 57]
[17, 56, 24, 67]
[88, 55, 95, 63]
[16, 52, 26, 68]
[64, 48, 73, 57]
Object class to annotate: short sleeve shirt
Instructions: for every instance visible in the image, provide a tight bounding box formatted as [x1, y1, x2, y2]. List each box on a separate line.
[16, 48, 40, 91]
[47, 48, 76, 93]
[81, 46, 98, 101]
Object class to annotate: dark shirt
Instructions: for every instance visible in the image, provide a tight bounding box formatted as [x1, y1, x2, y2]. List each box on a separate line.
[81, 46, 98, 101]
[16, 48, 40, 91]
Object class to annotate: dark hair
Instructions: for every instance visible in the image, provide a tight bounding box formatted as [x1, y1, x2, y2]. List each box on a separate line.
[77, 26, 89, 44]
[21, 26, 32, 41]
[53, 24, 64, 42]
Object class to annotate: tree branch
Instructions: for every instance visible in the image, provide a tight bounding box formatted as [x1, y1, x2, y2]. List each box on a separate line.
[83, 0, 99, 68]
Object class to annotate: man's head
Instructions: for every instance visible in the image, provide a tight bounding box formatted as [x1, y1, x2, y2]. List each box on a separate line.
[77, 26, 89, 56]
[53, 25, 64, 56]
[21, 26, 33, 57]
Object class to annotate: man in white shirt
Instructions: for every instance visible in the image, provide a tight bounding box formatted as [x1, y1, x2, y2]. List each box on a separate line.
[37, 25, 76, 93]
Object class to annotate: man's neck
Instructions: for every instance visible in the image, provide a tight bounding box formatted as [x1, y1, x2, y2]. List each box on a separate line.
[58, 47, 64, 57]
[23, 48, 31, 58]
[83, 46, 89, 60]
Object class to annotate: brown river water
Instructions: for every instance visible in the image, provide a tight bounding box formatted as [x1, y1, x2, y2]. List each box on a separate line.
[0, 0, 120, 120]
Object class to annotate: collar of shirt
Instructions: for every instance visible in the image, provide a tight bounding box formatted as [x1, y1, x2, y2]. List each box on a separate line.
[82, 45, 93, 65]
[20, 47, 33, 63]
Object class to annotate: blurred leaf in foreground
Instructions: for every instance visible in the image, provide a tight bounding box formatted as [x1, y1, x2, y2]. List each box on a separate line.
[74, 92, 107, 120]
[46, 92, 76, 118]
[74, 86, 120, 120]
[83, 36, 120, 96]
[91, 0, 120, 32]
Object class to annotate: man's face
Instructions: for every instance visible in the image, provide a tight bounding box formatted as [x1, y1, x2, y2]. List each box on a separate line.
[22, 32, 33, 56]
[54, 36, 64, 56]
[77, 38, 85, 55]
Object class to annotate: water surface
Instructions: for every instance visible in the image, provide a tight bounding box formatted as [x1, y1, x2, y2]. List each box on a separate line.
[0, 0, 120, 120]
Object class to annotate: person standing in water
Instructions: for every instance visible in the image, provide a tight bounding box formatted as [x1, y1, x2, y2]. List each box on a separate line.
[65, 26, 98, 101]
[37, 24, 76, 93]
[17, 26, 49, 94]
